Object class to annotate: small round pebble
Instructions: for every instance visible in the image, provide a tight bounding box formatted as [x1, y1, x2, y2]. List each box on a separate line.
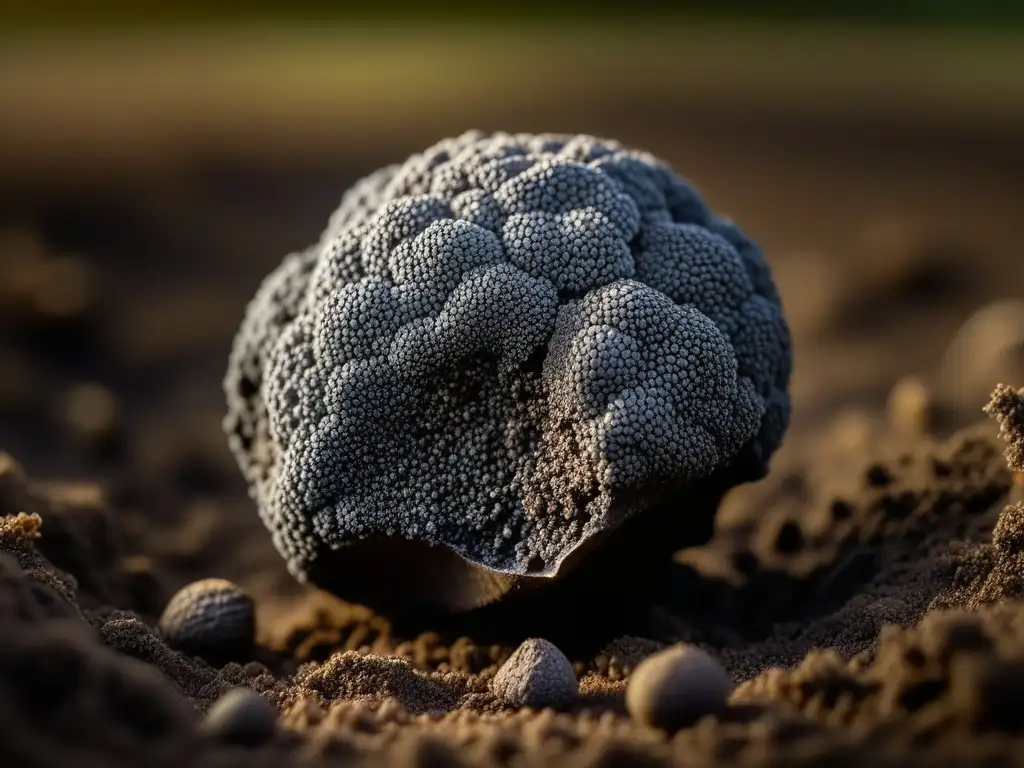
[158, 578, 255, 664]
[201, 688, 278, 747]
[490, 637, 577, 710]
[625, 644, 732, 732]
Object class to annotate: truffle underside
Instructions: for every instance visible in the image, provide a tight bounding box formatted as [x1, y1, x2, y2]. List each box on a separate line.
[305, 472, 733, 616]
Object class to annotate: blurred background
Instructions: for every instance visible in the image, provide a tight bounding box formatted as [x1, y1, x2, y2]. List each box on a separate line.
[0, 3, 1022, 610]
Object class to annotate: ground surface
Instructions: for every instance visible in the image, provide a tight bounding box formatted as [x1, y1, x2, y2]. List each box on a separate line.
[2, 30, 1024, 766]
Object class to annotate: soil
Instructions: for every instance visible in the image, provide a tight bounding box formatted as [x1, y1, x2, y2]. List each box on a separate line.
[2, 86, 1024, 767]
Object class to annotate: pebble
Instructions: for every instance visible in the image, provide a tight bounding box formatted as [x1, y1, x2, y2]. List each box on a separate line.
[158, 578, 255, 664]
[625, 644, 732, 732]
[490, 637, 577, 711]
[201, 688, 278, 747]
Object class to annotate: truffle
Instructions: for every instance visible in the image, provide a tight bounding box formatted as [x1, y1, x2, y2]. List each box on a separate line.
[157, 578, 255, 664]
[201, 688, 278, 747]
[625, 644, 732, 732]
[224, 131, 792, 613]
[490, 637, 578, 710]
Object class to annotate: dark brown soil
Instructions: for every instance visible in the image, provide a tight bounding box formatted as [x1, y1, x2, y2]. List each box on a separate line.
[2, 79, 1024, 767]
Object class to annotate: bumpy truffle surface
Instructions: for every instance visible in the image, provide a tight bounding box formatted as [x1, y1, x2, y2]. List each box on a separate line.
[625, 644, 731, 732]
[157, 578, 255, 663]
[224, 131, 792, 611]
[491, 637, 577, 710]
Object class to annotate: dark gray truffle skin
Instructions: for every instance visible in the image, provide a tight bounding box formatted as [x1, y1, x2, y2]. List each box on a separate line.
[491, 637, 578, 710]
[157, 578, 255, 664]
[625, 644, 732, 732]
[224, 131, 792, 614]
[201, 688, 278, 747]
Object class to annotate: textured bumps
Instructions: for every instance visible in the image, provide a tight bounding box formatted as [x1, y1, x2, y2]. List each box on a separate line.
[157, 578, 255, 664]
[992, 502, 1024, 555]
[625, 644, 732, 732]
[491, 638, 577, 710]
[224, 131, 792, 612]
